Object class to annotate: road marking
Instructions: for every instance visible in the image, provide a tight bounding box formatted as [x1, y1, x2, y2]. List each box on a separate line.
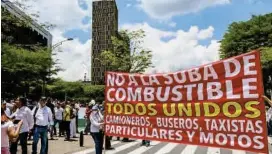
[127, 141, 160, 154]
[207, 147, 220, 154]
[105, 140, 140, 154]
[180, 145, 198, 154]
[154, 143, 178, 154]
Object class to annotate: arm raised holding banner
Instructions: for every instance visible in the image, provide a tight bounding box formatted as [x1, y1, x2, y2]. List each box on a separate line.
[263, 95, 272, 107]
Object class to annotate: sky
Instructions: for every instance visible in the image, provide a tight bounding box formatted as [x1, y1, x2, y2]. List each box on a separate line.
[17, 0, 272, 81]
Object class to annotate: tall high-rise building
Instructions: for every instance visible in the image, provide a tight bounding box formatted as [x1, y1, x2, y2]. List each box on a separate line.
[91, 0, 118, 85]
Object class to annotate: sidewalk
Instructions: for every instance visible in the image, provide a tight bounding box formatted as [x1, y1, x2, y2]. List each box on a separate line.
[17, 134, 94, 154]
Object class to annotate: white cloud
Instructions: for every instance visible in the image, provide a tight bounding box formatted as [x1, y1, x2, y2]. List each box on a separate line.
[50, 29, 91, 81]
[168, 21, 176, 28]
[126, 3, 132, 7]
[121, 23, 220, 73]
[13, 0, 92, 81]
[137, 0, 230, 19]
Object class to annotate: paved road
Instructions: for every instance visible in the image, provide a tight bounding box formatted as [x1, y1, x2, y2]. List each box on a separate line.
[74, 137, 272, 154]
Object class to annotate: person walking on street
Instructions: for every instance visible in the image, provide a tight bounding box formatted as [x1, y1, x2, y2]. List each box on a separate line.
[46, 98, 55, 140]
[54, 102, 63, 137]
[10, 97, 34, 154]
[63, 101, 72, 141]
[84, 102, 94, 135]
[32, 97, 54, 154]
[263, 95, 272, 136]
[70, 103, 77, 138]
[90, 105, 104, 154]
[1, 107, 23, 154]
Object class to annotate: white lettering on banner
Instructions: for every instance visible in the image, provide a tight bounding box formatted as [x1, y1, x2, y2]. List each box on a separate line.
[171, 85, 183, 101]
[197, 83, 204, 100]
[224, 58, 241, 77]
[199, 132, 264, 149]
[116, 74, 125, 86]
[184, 84, 196, 101]
[203, 64, 218, 80]
[107, 74, 115, 86]
[173, 71, 186, 84]
[207, 82, 223, 100]
[107, 88, 115, 101]
[140, 75, 149, 85]
[116, 88, 126, 101]
[226, 80, 241, 99]
[188, 68, 201, 82]
[242, 78, 258, 98]
[150, 75, 160, 85]
[163, 74, 173, 85]
[144, 87, 155, 101]
[129, 75, 138, 86]
[243, 55, 257, 75]
[157, 87, 170, 102]
[186, 131, 195, 142]
[127, 87, 142, 101]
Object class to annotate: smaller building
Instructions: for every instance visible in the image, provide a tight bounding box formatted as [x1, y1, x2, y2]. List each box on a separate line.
[1, 0, 52, 48]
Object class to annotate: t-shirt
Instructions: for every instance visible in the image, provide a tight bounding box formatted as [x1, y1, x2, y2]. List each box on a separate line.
[55, 107, 63, 121]
[1, 121, 14, 147]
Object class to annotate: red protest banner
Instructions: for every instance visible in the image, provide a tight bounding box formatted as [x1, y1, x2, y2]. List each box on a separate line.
[104, 50, 268, 153]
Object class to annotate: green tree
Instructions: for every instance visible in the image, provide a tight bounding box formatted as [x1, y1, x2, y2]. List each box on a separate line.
[220, 13, 272, 95]
[1, 1, 57, 99]
[46, 79, 105, 103]
[99, 29, 153, 73]
[1, 43, 55, 99]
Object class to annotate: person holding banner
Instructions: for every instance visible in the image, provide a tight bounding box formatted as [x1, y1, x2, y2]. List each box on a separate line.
[90, 105, 104, 154]
[263, 95, 272, 136]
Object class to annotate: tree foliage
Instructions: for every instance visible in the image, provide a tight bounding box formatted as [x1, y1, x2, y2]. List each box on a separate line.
[1, 2, 56, 99]
[99, 29, 153, 73]
[1, 43, 55, 99]
[46, 79, 105, 103]
[220, 13, 272, 95]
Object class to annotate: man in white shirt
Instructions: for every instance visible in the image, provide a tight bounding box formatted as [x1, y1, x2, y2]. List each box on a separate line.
[54, 102, 64, 137]
[10, 97, 34, 154]
[32, 97, 54, 154]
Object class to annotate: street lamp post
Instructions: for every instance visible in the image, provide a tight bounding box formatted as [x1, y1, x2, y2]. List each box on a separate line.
[41, 38, 74, 96]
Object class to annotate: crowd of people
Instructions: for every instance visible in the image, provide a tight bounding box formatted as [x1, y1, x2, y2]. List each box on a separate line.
[1, 95, 272, 154]
[1, 97, 80, 154]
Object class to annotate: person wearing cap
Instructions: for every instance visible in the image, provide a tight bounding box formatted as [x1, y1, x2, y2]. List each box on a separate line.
[10, 97, 34, 154]
[90, 105, 104, 154]
[32, 97, 54, 154]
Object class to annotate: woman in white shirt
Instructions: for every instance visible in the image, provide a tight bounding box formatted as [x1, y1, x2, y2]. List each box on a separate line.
[1, 107, 23, 154]
[90, 105, 104, 154]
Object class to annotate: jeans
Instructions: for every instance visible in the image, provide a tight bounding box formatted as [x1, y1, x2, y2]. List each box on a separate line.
[53, 120, 63, 136]
[32, 126, 48, 154]
[91, 132, 104, 154]
[63, 121, 71, 140]
[10, 132, 28, 154]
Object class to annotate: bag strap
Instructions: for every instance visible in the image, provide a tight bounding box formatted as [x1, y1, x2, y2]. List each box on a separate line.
[33, 106, 39, 125]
